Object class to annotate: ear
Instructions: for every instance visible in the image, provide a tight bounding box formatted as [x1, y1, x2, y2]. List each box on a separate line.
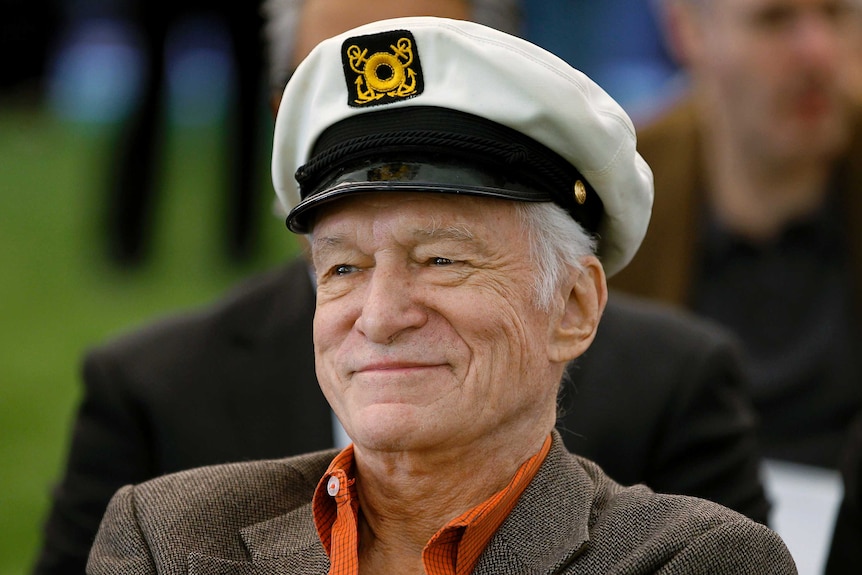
[547, 256, 608, 364]
[658, 0, 705, 68]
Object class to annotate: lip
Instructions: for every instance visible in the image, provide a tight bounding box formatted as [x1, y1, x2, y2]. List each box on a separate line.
[352, 361, 445, 374]
[796, 95, 831, 116]
[789, 84, 835, 116]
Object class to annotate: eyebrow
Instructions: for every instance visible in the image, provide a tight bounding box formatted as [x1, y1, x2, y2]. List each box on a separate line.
[412, 223, 475, 243]
[313, 223, 475, 248]
[310, 221, 484, 264]
[310, 233, 349, 263]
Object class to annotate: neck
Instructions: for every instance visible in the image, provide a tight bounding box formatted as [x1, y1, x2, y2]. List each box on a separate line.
[352, 429, 549, 570]
[699, 115, 834, 242]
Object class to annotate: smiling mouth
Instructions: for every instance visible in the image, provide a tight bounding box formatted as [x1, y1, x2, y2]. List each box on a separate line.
[354, 362, 444, 374]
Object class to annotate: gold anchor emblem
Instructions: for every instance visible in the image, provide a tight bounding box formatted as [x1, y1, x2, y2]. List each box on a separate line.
[343, 31, 423, 107]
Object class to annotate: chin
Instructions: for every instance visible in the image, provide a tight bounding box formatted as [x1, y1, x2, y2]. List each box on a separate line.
[353, 428, 430, 453]
[349, 405, 430, 451]
[792, 109, 850, 154]
[774, 120, 848, 161]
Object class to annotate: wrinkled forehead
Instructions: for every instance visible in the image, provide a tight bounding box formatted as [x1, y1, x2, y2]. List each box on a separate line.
[309, 191, 521, 243]
[307, 195, 529, 269]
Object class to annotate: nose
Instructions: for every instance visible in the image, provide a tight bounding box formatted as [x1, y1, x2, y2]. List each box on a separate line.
[354, 261, 428, 344]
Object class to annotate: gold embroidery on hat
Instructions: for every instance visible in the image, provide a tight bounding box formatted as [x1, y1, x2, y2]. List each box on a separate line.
[574, 180, 587, 205]
[346, 37, 418, 105]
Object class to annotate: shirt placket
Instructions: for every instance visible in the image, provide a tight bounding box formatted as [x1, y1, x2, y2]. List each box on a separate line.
[326, 469, 360, 575]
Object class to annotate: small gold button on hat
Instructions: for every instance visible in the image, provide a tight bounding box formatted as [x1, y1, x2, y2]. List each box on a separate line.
[574, 180, 587, 205]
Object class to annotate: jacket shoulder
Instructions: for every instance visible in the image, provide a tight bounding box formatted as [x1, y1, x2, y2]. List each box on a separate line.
[80, 259, 315, 400]
[129, 451, 335, 549]
[90, 260, 309, 358]
[570, 290, 746, 416]
[498, 442, 792, 574]
[576, 456, 796, 573]
[91, 450, 337, 571]
[598, 291, 738, 353]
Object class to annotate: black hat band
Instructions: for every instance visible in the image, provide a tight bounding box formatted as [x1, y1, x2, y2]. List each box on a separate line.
[289, 106, 603, 233]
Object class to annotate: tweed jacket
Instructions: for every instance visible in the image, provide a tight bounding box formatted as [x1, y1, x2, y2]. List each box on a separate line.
[86, 431, 794, 575]
[610, 97, 862, 309]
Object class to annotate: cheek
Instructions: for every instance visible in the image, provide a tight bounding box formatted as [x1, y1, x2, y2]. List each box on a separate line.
[312, 302, 354, 378]
[460, 297, 545, 376]
[314, 291, 359, 342]
[312, 315, 333, 364]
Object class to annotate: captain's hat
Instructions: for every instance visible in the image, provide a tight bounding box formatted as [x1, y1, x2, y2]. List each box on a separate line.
[272, 16, 653, 276]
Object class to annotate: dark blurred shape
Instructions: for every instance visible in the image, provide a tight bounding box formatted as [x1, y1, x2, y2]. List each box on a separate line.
[103, 0, 266, 265]
[824, 411, 862, 574]
[0, 0, 62, 96]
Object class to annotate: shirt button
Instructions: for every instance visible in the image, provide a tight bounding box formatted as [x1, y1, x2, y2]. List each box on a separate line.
[327, 475, 340, 496]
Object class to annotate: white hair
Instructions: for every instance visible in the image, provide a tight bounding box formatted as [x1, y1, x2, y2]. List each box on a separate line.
[515, 202, 597, 312]
[261, 0, 522, 91]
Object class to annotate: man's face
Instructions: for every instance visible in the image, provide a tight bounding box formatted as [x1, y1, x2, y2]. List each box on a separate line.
[310, 193, 563, 453]
[683, 0, 857, 163]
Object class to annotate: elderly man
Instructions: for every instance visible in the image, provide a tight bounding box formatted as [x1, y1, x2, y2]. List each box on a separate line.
[87, 17, 793, 573]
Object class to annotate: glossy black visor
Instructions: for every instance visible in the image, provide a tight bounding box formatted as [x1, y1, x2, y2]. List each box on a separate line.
[286, 106, 603, 234]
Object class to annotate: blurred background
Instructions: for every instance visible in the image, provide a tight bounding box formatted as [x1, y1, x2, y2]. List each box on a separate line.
[0, 1, 299, 573]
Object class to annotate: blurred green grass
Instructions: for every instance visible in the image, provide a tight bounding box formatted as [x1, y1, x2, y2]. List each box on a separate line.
[0, 101, 299, 575]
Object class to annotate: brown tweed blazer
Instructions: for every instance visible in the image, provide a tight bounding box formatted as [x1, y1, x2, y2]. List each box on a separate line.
[87, 431, 796, 574]
[610, 97, 862, 310]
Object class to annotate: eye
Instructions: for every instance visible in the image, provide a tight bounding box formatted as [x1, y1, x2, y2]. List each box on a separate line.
[333, 264, 359, 276]
[752, 5, 795, 31]
[820, 2, 853, 25]
[430, 257, 455, 266]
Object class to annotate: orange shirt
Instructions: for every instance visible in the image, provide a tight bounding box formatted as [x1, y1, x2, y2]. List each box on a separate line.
[312, 435, 552, 575]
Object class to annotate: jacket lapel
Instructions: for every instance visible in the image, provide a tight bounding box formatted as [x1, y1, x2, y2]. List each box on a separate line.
[224, 260, 334, 457]
[473, 432, 592, 575]
[189, 504, 330, 575]
[188, 553, 328, 575]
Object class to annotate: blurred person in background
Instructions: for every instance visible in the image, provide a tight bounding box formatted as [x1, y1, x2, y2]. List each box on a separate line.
[0, 0, 61, 98]
[101, 0, 267, 264]
[608, 1, 862, 570]
[31, 1, 769, 573]
[613, 0, 862, 472]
